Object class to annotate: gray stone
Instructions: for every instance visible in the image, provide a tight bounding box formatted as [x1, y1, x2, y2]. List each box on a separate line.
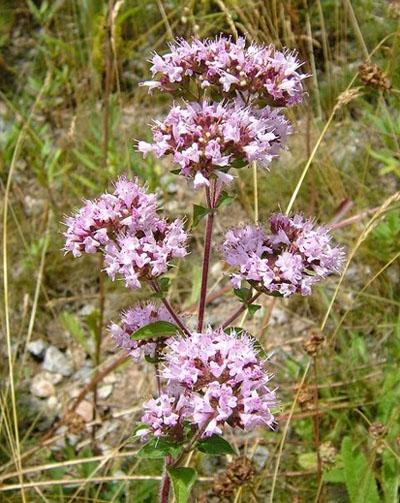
[74, 365, 93, 384]
[27, 339, 48, 359]
[43, 346, 73, 377]
[97, 385, 113, 400]
[75, 400, 93, 423]
[30, 374, 55, 398]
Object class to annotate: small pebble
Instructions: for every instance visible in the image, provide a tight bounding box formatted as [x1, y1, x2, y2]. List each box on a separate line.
[30, 374, 55, 398]
[43, 346, 73, 377]
[27, 339, 48, 359]
[75, 400, 93, 422]
[97, 385, 113, 400]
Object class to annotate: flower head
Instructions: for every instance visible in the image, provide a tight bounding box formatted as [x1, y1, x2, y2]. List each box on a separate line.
[222, 213, 344, 297]
[63, 176, 157, 258]
[141, 328, 277, 439]
[103, 218, 187, 289]
[141, 36, 307, 107]
[110, 302, 175, 361]
[138, 100, 291, 188]
[139, 391, 193, 439]
[64, 176, 188, 288]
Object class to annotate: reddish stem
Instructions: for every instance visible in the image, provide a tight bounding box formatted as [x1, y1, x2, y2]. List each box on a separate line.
[197, 208, 215, 332]
[149, 279, 191, 336]
[221, 292, 262, 330]
[159, 456, 172, 503]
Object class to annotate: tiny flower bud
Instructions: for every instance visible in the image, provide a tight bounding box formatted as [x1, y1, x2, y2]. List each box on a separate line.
[319, 442, 337, 472]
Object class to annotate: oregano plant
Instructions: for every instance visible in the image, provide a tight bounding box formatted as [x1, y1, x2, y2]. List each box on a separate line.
[63, 35, 344, 503]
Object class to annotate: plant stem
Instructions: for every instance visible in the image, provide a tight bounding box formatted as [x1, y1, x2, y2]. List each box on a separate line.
[197, 210, 214, 332]
[159, 456, 172, 503]
[313, 356, 322, 502]
[102, 0, 114, 172]
[155, 363, 162, 396]
[197, 182, 220, 332]
[149, 279, 191, 336]
[221, 292, 262, 329]
[92, 254, 105, 448]
[172, 420, 213, 468]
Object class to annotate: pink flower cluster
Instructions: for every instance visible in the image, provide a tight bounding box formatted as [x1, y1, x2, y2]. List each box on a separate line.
[110, 302, 173, 361]
[138, 100, 291, 189]
[139, 329, 277, 439]
[64, 176, 188, 288]
[103, 218, 187, 289]
[142, 36, 307, 107]
[222, 213, 344, 297]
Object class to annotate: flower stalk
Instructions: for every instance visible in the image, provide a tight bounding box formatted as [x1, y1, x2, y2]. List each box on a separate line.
[197, 206, 215, 331]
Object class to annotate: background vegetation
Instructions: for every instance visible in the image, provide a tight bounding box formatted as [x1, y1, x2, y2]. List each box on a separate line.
[1, 1, 399, 502]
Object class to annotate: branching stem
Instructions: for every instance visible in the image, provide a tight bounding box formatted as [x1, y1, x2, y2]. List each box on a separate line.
[149, 279, 191, 336]
[221, 292, 262, 329]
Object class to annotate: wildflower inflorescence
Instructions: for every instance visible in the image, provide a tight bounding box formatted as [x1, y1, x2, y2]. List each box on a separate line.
[222, 213, 343, 297]
[63, 35, 344, 500]
[138, 100, 292, 188]
[139, 329, 277, 439]
[142, 36, 307, 107]
[64, 176, 187, 289]
[110, 302, 174, 361]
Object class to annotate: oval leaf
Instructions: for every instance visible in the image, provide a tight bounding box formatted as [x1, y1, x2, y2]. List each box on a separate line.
[130, 321, 181, 341]
[234, 287, 250, 302]
[167, 467, 197, 503]
[248, 303, 261, 316]
[217, 190, 234, 209]
[196, 435, 236, 455]
[136, 437, 183, 460]
[193, 204, 212, 228]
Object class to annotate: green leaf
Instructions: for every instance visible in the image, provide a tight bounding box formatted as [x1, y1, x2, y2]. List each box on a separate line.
[196, 435, 236, 455]
[217, 190, 234, 209]
[59, 312, 91, 356]
[131, 321, 181, 341]
[234, 288, 250, 302]
[248, 304, 261, 316]
[144, 354, 159, 364]
[159, 277, 170, 293]
[323, 469, 345, 483]
[171, 168, 181, 175]
[155, 277, 171, 298]
[341, 436, 380, 503]
[136, 438, 183, 460]
[192, 204, 212, 228]
[298, 452, 318, 470]
[230, 158, 248, 169]
[167, 467, 197, 503]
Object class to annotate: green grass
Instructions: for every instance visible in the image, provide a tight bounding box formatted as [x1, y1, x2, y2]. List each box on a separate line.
[1, 1, 399, 502]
